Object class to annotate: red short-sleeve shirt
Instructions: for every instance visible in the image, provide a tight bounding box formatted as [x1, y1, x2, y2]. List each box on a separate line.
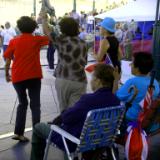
[4, 33, 49, 83]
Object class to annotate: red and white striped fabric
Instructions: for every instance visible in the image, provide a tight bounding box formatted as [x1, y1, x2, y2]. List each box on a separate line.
[139, 87, 153, 122]
[125, 124, 148, 160]
[125, 86, 154, 160]
[139, 88, 153, 111]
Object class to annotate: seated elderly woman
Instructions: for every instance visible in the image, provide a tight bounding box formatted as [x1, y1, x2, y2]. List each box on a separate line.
[30, 64, 120, 160]
[115, 52, 160, 134]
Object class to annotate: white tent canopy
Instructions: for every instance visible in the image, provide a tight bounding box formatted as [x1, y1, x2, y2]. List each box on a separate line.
[95, 0, 157, 21]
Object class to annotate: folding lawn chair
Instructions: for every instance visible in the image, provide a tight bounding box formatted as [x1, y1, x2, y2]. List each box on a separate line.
[43, 104, 125, 160]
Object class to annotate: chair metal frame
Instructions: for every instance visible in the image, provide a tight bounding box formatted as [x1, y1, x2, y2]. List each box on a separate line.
[43, 104, 125, 160]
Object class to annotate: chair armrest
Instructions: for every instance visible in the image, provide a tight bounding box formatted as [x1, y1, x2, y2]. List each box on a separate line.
[51, 125, 80, 145]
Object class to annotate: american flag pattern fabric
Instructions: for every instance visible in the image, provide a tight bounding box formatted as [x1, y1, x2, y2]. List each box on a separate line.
[125, 123, 148, 160]
[125, 76, 155, 160]
[139, 88, 153, 111]
[139, 87, 154, 122]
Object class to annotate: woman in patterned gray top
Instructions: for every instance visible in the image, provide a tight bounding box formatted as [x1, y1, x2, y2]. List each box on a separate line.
[42, 14, 88, 111]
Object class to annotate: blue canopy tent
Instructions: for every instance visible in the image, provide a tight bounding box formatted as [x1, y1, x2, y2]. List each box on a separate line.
[95, 0, 157, 43]
[134, 21, 154, 40]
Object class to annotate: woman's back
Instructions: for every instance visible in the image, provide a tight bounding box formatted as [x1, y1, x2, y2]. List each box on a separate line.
[106, 36, 121, 72]
[106, 36, 119, 61]
[54, 36, 87, 83]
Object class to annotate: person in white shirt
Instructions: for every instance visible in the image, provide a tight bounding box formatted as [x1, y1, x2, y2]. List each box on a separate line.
[79, 27, 87, 40]
[71, 10, 80, 23]
[129, 19, 137, 38]
[0, 25, 4, 53]
[115, 22, 123, 42]
[0, 22, 16, 54]
[122, 23, 133, 60]
[87, 13, 94, 33]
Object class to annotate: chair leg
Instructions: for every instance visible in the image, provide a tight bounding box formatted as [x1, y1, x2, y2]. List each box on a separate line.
[111, 147, 116, 160]
[62, 136, 73, 160]
[43, 131, 53, 160]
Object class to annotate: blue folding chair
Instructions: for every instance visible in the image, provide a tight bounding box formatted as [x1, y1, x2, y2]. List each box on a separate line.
[43, 104, 125, 160]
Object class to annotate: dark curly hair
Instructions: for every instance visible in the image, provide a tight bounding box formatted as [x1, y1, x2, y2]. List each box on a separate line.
[94, 64, 114, 88]
[133, 52, 154, 74]
[59, 17, 79, 36]
[17, 16, 37, 33]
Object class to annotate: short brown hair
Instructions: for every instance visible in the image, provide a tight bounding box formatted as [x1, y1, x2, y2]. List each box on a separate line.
[133, 52, 153, 74]
[94, 64, 114, 88]
[59, 17, 79, 36]
[17, 16, 37, 33]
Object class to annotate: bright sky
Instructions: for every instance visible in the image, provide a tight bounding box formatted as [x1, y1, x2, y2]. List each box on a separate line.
[0, 0, 128, 25]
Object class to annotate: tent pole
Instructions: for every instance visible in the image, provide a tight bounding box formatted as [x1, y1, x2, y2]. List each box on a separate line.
[152, 0, 160, 81]
[73, 0, 76, 11]
[155, 0, 160, 22]
[141, 21, 146, 51]
[93, 19, 96, 53]
[33, 0, 36, 17]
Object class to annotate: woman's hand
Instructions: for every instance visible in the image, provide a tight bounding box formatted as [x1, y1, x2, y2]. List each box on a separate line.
[5, 58, 11, 82]
[5, 74, 11, 82]
[112, 66, 121, 93]
[113, 66, 121, 81]
[39, 11, 48, 20]
[92, 52, 97, 60]
[40, 11, 53, 38]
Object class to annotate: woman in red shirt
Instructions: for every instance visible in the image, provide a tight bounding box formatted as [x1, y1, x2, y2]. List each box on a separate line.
[4, 16, 49, 142]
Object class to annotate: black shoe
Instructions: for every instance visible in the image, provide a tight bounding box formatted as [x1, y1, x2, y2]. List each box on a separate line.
[12, 135, 29, 142]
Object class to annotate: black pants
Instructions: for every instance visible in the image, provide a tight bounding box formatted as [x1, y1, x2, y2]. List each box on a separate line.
[13, 78, 41, 135]
[47, 41, 55, 69]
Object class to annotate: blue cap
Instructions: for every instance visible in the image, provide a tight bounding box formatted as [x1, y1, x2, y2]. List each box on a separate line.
[99, 17, 116, 33]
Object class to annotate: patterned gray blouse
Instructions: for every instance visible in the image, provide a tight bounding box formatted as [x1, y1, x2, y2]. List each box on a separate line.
[52, 35, 88, 83]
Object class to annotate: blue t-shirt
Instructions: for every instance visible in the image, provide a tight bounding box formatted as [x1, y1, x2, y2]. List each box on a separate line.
[116, 76, 160, 120]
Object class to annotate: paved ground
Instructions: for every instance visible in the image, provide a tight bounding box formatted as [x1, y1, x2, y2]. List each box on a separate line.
[0, 49, 159, 160]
